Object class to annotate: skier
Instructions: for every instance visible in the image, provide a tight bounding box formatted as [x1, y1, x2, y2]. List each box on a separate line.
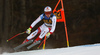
[23, 6, 57, 44]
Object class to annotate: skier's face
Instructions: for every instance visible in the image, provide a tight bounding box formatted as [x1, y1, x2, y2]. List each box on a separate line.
[45, 11, 52, 18]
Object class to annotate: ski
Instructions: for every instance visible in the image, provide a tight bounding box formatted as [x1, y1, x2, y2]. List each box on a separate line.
[14, 39, 34, 51]
[27, 40, 41, 49]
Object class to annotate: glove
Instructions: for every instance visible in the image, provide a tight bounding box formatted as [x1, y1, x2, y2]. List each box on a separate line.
[46, 32, 51, 38]
[26, 28, 32, 34]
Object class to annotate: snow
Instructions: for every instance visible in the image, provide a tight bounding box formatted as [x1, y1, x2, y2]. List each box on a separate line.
[1, 43, 100, 55]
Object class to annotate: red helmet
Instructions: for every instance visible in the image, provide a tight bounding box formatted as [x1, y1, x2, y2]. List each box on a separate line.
[44, 6, 52, 15]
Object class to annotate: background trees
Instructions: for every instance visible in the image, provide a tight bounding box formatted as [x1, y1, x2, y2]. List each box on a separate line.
[0, 0, 100, 53]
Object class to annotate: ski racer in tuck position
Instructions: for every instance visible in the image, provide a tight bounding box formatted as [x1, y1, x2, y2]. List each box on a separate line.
[23, 6, 57, 44]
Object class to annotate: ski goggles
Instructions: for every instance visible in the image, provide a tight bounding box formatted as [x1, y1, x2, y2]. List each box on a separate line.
[44, 11, 52, 15]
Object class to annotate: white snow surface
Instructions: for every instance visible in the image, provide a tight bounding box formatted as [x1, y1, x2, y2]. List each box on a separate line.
[1, 43, 100, 55]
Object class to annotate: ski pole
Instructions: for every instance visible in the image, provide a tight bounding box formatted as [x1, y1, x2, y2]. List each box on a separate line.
[37, 35, 49, 49]
[43, 35, 47, 49]
[7, 31, 26, 42]
[37, 39, 44, 49]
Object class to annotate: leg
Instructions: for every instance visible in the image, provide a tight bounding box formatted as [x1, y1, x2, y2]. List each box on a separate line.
[27, 27, 41, 40]
[22, 28, 41, 44]
[34, 24, 49, 42]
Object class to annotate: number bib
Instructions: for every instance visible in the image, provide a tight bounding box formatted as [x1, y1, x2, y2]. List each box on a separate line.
[43, 19, 52, 24]
[42, 13, 53, 24]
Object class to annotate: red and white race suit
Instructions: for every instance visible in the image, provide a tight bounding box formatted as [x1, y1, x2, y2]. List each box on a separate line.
[27, 13, 56, 40]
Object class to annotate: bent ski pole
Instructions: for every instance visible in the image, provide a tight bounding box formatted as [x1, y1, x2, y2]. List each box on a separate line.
[7, 31, 26, 42]
[37, 39, 44, 49]
[37, 36, 49, 49]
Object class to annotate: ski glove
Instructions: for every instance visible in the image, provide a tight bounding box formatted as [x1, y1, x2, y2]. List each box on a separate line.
[46, 32, 51, 38]
[26, 28, 31, 34]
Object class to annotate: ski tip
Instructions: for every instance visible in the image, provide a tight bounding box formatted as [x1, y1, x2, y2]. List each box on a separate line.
[7, 40, 9, 42]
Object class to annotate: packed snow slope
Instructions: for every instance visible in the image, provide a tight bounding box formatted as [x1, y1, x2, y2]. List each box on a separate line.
[2, 43, 100, 55]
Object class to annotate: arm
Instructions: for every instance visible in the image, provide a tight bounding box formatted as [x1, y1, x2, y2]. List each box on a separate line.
[29, 14, 43, 28]
[46, 16, 56, 37]
[26, 14, 43, 34]
[49, 16, 57, 34]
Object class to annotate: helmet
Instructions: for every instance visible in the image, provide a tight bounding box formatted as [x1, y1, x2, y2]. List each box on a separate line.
[44, 6, 52, 12]
[44, 6, 52, 15]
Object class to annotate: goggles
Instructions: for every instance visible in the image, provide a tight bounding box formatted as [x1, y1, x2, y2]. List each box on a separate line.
[45, 11, 52, 15]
